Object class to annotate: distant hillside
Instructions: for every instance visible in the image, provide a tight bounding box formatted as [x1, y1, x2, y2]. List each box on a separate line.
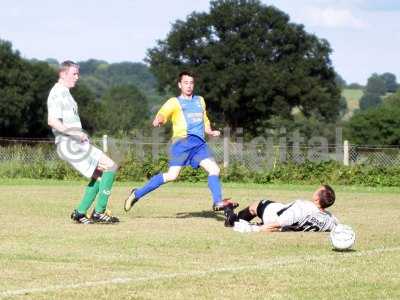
[341, 88, 397, 120]
[79, 60, 155, 90]
[342, 88, 363, 119]
[46, 58, 163, 107]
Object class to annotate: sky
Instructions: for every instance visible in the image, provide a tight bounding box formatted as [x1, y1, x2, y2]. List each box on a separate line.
[1, 0, 400, 85]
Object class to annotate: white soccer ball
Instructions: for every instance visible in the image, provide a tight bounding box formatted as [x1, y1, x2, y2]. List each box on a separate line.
[330, 224, 356, 250]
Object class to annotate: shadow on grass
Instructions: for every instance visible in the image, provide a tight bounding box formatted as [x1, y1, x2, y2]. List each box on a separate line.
[127, 211, 225, 221]
[176, 210, 225, 221]
[331, 248, 357, 253]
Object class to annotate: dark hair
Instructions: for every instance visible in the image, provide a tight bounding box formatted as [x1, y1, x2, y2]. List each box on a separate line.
[318, 184, 335, 208]
[59, 60, 79, 74]
[177, 71, 195, 83]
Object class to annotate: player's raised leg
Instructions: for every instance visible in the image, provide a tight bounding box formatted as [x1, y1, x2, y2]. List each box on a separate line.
[199, 158, 238, 211]
[124, 166, 182, 212]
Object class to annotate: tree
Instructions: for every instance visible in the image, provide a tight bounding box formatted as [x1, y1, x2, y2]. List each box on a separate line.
[380, 72, 398, 93]
[359, 92, 382, 110]
[347, 82, 364, 89]
[338, 95, 348, 117]
[70, 83, 101, 134]
[335, 72, 347, 88]
[77, 60, 161, 107]
[365, 73, 386, 95]
[385, 89, 400, 107]
[78, 59, 108, 75]
[25, 61, 58, 137]
[0, 39, 103, 137]
[0, 40, 59, 137]
[78, 60, 157, 95]
[346, 90, 400, 145]
[0, 40, 31, 136]
[97, 85, 150, 134]
[345, 105, 400, 145]
[146, 0, 341, 136]
[358, 73, 389, 111]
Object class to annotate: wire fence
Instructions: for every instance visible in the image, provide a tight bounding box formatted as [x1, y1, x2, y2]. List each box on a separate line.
[1, 137, 400, 168]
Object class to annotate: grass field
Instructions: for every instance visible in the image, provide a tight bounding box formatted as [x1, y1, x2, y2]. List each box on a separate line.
[0, 180, 399, 299]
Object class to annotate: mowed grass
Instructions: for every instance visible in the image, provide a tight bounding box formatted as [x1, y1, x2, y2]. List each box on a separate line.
[0, 180, 399, 299]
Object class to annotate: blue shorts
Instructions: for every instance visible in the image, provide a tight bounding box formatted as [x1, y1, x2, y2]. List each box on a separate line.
[169, 135, 214, 169]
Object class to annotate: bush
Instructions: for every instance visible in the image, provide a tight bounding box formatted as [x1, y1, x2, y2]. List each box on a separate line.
[1, 146, 400, 187]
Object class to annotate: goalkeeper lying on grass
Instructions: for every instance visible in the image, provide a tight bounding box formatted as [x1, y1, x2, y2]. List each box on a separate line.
[224, 185, 339, 233]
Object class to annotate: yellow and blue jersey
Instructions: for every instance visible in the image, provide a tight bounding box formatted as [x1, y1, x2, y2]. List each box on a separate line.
[157, 95, 211, 140]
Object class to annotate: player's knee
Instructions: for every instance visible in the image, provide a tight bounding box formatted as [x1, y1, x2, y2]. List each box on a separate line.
[207, 164, 220, 176]
[163, 171, 179, 182]
[101, 160, 117, 172]
[108, 162, 118, 172]
[98, 153, 117, 172]
[249, 202, 259, 215]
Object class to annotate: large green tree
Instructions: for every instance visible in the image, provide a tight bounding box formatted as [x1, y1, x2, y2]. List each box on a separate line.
[380, 72, 398, 93]
[359, 73, 387, 110]
[359, 92, 382, 110]
[97, 85, 150, 134]
[70, 83, 101, 134]
[365, 73, 386, 95]
[345, 106, 400, 146]
[25, 61, 58, 137]
[0, 40, 58, 137]
[346, 90, 400, 145]
[147, 0, 341, 135]
[0, 39, 101, 137]
[335, 72, 347, 88]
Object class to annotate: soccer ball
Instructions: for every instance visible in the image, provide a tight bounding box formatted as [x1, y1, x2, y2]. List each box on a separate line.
[330, 224, 356, 250]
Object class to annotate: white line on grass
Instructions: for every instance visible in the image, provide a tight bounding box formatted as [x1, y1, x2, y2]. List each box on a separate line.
[1, 246, 399, 298]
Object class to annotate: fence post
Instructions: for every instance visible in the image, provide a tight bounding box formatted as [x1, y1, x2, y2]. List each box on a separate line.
[102, 135, 108, 153]
[223, 127, 230, 168]
[336, 127, 343, 162]
[236, 127, 243, 162]
[279, 127, 287, 163]
[343, 140, 349, 166]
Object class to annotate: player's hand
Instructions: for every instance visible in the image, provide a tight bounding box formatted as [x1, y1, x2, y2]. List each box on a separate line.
[233, 220, 260, 233]
[78, 131, 89, 143]
[152, 115, 164, 127]
[152, 119, 161, 127]
[67, 128, 89, 143]
[208, 130, 220, 137]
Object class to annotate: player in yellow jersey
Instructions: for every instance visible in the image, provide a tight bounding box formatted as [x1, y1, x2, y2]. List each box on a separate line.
[124, 71, 238, 212]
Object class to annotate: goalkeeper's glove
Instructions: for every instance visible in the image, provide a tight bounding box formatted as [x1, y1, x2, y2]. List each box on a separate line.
[233, 219, 261, 233]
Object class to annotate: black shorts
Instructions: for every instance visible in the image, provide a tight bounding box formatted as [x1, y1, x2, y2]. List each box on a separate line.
[256, 199, 275, 220]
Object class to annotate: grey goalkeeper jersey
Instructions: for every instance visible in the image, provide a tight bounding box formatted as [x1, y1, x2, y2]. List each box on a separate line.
[47, 82, 82, 143]
[276, 200, 338, 232]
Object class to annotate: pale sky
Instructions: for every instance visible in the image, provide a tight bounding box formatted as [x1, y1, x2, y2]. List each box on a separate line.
[1, 0, 399, 85]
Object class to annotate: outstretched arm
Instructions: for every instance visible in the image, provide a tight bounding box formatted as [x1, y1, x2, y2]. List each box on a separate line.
[259, 222, 282, 232]
[153, 98, 176, 127]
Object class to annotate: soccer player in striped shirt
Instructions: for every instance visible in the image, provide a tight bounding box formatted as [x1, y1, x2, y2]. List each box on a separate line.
[225, 185, 338, 232]
[124, 71, 237, 212]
